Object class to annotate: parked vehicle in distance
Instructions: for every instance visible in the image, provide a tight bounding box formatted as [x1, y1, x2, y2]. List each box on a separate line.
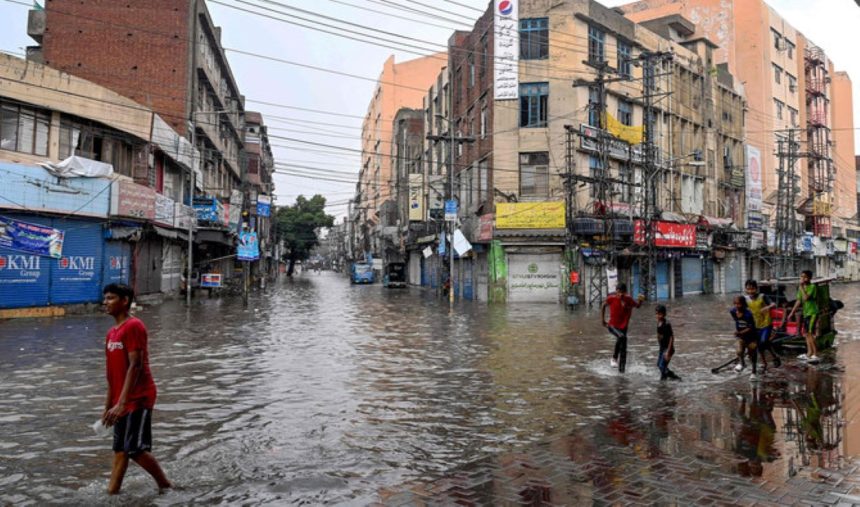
[383, 262, 407, 288]
[350, 262, 375, 284]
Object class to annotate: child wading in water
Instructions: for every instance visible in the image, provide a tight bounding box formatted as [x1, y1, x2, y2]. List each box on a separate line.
[744, 279, 781, 371]
[731, 295, 760, 381]
[655, 305, 680, 381]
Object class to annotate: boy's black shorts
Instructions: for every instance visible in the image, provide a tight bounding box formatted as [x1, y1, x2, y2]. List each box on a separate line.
[112, 408, 152, 456]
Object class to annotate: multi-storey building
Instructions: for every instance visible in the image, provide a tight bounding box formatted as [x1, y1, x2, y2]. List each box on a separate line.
[406, 0, 747, 304]
[390, 108, 424, 266]
[618, 0, 857, 277]
[244, 111, 275, 273]
[0, 53, 199, 311]
[356, 53, 447, 263]
[26, 0, 246, 201]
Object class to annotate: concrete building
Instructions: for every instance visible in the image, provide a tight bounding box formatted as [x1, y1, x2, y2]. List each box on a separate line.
[356, 53, 447, 263]
[618, 0, 858, 277]
[244, 111, 276, 275]
[412, 0, 748, 304]
[390, 108, 424, 266]
[26, 0, 246, 201]
[0, 53, 200, 313]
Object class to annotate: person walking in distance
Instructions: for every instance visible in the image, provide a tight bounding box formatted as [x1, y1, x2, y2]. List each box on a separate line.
[101, 283, 171, 495]
[786, 270, 820, 364]
[601, 283, 646, 373]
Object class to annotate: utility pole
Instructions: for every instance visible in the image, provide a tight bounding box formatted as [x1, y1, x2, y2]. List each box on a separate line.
[187, 120, 196, 306]
[427, 74, 474, 307]
[638, 50, 673, 301]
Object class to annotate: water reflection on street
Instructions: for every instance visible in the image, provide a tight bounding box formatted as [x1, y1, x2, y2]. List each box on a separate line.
[1, 272, 859, 504]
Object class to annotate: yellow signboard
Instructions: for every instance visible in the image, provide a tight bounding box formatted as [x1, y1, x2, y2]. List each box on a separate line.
[496, 202, 566, 229]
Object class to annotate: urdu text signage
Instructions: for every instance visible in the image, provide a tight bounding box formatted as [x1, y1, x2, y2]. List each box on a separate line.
[111, 179, 156, 220]
[496, 202, 565, 229]
[493, 0, 518, 100]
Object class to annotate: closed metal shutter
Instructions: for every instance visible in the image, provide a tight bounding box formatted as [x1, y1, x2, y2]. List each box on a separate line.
[462, 259, 474, 300]
[656, 260, 670, 300]
[681, 256, 703, 295]
[507, 253, 562, 303]
[134, 236, 163, 295]
[408, 252, 421, 286]
[725, 254, 742, 293]
[160, 242, 183, 293]
[103, 241, 132, 286]
[49, 218, 104, 305]
[0, 214, 51, 308]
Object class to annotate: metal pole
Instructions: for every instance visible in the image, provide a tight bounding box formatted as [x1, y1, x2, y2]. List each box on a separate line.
[187, 121, 196, 306]
[448, 73, 455, 308]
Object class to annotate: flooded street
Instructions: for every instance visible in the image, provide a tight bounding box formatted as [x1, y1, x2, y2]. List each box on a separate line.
[3, 273, 860, 505]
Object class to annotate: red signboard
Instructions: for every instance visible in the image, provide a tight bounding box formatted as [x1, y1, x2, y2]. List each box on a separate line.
[634, 220, 696, 248]
[654, 221, 696, 248]
[478, 213, 494, 241]
[569, 271, 580, 284]
[112, 179, 156, 220]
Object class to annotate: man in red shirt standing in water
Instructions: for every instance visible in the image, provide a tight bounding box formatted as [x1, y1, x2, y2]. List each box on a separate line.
[600, 282, 646, 373]
[101, 283, 171, 495]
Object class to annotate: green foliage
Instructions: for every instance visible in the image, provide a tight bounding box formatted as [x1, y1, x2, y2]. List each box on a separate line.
[274, 195, 334, 268]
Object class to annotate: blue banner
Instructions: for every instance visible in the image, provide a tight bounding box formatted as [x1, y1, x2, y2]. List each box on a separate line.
[256, 201, 271, 217]
[237, 231, 259, 261]
[0, 216, 64, 258]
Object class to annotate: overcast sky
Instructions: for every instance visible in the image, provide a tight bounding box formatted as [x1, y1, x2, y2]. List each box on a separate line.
[0, 0, 857, 222]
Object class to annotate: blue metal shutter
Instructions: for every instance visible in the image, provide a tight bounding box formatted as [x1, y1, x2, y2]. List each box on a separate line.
[462, 260, 474, 300]
[681, 256, 703, 294]
[0, 213, 51, 308]
[102, 240, 131, 286]
[656, 260, 670, 300]
[49, 218, 104, 305]
[725, 254, 742, 293]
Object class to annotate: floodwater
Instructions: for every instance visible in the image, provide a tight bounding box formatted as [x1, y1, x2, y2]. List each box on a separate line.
[1, 273, 860, 505]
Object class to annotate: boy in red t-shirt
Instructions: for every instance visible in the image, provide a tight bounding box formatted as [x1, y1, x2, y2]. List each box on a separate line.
[101, 283, 171, 495]
[600, 282, 646, 373]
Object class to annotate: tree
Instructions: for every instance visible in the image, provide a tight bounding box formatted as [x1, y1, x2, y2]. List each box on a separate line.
[274, 195, 334, 276]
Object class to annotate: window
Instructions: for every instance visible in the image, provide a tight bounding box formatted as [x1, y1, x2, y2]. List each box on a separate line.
[789, 106, 798, 126]
[588, 25, 605, 64]
[774, 99, 784, 120]
[0, 101, 50, 156]
[468, 54, 475, 88]
[519, 82, 549, 128]
[589, 155, 604, 197]
[788, 74, 797, 93]
[772, 29, 781, 50]
[520, 18, 548, 60]
[480, 33, 488, 77]
[588, 86, 600, 126]
[617, 100, 632, 126]
[519, 152, 549, 197]
[773, 64, 782, 84]
[787, 40, 795, 59]
[480, 103, 488, 139]
[617, 41, 631, 78]
[617, 163, 632, 203]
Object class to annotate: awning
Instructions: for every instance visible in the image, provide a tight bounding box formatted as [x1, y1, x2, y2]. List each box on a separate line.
[660, 211, 689, 223]
[196, 229, 234, 246]
[153, 225, 179, 239]
[106, 226, 142, 240]
[698, 215, 735, 229]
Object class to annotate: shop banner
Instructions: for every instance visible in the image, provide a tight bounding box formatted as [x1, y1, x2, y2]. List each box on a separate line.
[653, 221, 696, 248]
[111, 179, 156, 220]
[237, 231, 259, 261]
[201, 273, 222, 288]
[493, 0, 518, 100]
[478, 213, 494, 241]
[0, 216, 64, 258]
[496, 202, 565, 229]
[745, 145, 762, 213]
[409, 174, 424, 221]
[256, 195, 272, 218]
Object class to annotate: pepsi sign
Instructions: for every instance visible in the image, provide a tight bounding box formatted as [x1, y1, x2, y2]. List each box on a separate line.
[498, 0, 513, 15]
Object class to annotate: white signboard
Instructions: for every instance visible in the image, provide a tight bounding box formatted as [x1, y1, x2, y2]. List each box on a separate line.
[154, 194, 175, 227]
[494, 0, 519, 100]
[745, 145, 762, 213]
[453, 229, 472, 256]
[422, 246, 433, 258]
[508, 254, 562, 303]
[409, 173, 424, 221]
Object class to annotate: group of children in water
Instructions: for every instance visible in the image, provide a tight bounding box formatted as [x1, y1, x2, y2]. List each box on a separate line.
[601, 270, 821, 382]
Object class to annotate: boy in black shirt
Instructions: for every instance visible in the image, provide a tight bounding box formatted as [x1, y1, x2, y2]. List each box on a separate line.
[730, 295, 759, 380]
[656, 305, 680, 381]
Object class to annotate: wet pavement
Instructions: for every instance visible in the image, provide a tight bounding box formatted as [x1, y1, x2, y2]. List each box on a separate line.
[1, 273, 860, 505]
